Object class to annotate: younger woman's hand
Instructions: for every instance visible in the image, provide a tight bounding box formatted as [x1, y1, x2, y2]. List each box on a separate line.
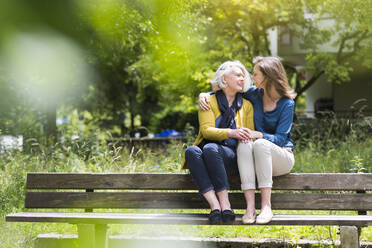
[246, 129, 263, 139]
[198, 93, 211, 111]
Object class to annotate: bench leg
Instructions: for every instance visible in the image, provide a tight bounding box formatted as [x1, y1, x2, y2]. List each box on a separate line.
[340, 226, 360, 248]
[95, 224, 108, 248]
[77, 224, 108, 248]
[78, 224, 95, 248]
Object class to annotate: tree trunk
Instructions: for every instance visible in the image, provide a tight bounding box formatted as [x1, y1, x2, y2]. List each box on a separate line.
[128, 98, 135, 137]
[295, 70, 325, 102]
[45, 106, 57, 144]
[130, 112, 135, 137]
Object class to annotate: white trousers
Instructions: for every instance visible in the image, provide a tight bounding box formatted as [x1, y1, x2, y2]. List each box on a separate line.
[237, 139, 294, 190]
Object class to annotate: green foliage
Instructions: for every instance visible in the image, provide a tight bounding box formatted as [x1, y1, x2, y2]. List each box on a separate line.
[202, 0, 308, 57]
[295, 0, 372, 99]
[1, 0, 372, 137]
[150, 107, 198, 134]
[75, 0, 368, 135]
[0, 0, 95, 139]
[350, 155, 367, 173]
[292, 106, 372, 173]
[292, 101, 372, 151]
[293, 138, 372, 173]
[76, 0, 209, 136]
[79, 0, 158, 135]
[305, 53, 354, 84]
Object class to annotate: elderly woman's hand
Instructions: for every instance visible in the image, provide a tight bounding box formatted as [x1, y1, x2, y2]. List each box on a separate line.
[198, 93, 211, 111]
[227, 128, 251, 141]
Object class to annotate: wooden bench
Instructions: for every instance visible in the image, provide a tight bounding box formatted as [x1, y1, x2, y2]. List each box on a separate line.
[6, 173, 372, 248]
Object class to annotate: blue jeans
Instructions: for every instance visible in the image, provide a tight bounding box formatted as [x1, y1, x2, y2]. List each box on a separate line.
[185, 143, 239, 194]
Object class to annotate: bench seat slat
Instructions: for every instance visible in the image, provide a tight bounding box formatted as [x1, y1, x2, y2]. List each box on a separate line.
[26, 173, 372, 191]
[6, 212, 372, 226]
[25, 192, 372, 211]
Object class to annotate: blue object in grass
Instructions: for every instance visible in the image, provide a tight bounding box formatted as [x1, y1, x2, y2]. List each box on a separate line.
[155, 129, 184, 138]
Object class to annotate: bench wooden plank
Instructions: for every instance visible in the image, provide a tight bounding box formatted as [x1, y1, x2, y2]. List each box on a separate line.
[25, 192, 372, 211]
[26, 173, 372, 190]
[6, 212, 372, 226]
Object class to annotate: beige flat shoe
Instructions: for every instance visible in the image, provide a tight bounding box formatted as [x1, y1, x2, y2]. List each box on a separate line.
[242, 212, 256, 224]
[256, 208, 273, 224]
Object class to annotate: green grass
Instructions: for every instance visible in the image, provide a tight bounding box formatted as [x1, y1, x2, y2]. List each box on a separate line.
[294, 138, 372, 173]
[1, 138, 372, 247]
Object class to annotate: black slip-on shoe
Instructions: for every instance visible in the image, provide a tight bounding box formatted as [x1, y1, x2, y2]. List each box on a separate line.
[222, 209, 235, 224]
[208, 209, 221, 224]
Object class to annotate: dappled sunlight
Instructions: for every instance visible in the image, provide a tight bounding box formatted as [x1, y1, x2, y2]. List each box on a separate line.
[0, 29, 93, 111]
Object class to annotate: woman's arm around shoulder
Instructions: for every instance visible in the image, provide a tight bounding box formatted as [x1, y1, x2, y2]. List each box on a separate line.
[198, 96, 230, 140]
[241, 86, 260, 102]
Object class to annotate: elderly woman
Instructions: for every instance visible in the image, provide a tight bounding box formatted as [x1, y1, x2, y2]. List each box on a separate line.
[199, 56, 296, 224]
[182, 60, 254, 224]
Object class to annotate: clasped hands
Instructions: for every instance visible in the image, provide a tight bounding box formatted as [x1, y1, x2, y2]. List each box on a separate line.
[228, 128, 262, 143]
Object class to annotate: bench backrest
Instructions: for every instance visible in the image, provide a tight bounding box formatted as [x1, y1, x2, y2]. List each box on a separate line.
[25, 173, 372, 211]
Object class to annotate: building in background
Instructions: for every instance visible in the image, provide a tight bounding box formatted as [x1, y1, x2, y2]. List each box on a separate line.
[268, 16, 372, 118]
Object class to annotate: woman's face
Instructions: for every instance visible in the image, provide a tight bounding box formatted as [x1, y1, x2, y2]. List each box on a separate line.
[223, 67, 245, 93]
[253, 65, 265, 89]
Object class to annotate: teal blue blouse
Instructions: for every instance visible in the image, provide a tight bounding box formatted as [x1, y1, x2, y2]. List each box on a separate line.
[243, 87, 295, 150]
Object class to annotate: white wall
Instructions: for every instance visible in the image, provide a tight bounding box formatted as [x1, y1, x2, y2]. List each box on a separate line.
[305, 74, 333, 117]
[267, 27, 278, 56]
[305, 71, 372, 117]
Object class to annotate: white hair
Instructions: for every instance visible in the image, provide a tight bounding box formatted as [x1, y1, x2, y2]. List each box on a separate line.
[211, 60, 252, 92]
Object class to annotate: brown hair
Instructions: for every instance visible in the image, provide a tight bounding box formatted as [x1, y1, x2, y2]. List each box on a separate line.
[253, 56, 297, 99]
